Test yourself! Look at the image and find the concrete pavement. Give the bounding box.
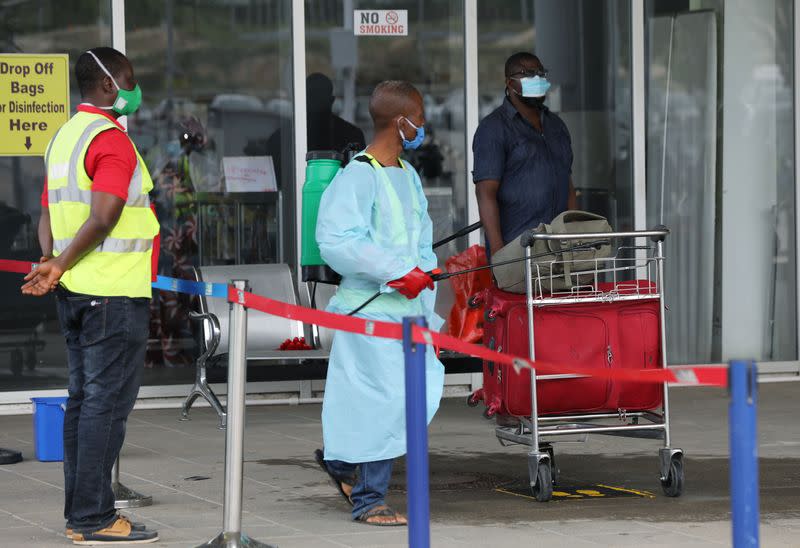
[1,383,798,547]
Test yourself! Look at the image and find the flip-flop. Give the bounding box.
[0,448,22,465]
[314,449,354,507]
[356,505,407,527]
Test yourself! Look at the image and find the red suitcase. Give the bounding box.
[473,283,663,418]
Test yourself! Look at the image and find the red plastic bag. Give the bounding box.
[446,245,492,343]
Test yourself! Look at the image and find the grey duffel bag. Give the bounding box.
[492,210,613,294]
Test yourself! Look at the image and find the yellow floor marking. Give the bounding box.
[494,487,537,501]
[552,491,582,498]
[595,483,656,499]
[496,483,654,501]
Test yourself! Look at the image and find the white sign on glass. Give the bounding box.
[222,156,277,193]
[353,10,408,36]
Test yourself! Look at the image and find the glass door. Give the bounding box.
[646,0,796,364]
[304,0,468,263]
[477,0,634,233]
[0,1,111,392]
[125,0,294,377]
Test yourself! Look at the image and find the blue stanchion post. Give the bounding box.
[402,316,430,548]
[729,360,760,548]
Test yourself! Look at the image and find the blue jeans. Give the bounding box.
[325,458,394,519]
[56,287,150,533]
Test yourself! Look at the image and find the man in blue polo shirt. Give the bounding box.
[473,52,576,257]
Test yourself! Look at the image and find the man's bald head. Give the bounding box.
[369,80,423,131]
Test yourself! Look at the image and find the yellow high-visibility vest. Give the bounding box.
[44,111,159,298]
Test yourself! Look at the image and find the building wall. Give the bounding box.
[0,0,796,399]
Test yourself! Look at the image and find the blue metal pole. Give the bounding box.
[403,316,430,548]
[729,360,760,548]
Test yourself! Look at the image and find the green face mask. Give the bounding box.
[110,84,142,116]
[86,50,142,116]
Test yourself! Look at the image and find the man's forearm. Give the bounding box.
[568,178,577,210]
[476,192,504,255]
[38,210,53,258]
[54,217,115,271]
[52,192,126,271]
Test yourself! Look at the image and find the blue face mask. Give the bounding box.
[518,75,551,98]
[399,117,425,150]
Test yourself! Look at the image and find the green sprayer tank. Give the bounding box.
[301,150,343,284]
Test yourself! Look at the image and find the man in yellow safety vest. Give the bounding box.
[22,47,160,545]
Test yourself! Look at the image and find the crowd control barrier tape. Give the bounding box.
[152,275,229,299]
[0,259,39,274]
[3,258,727,388]
[4,257,760,547]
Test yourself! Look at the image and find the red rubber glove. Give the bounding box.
[388,267,435,300]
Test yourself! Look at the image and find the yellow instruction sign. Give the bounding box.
[0,53,70,156]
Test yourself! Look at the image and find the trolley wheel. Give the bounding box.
[660,455,684,497]
[10,350,23,377]
[531,461,553,502]
[542,444,559,486]
[466,393,480,407]
[482,407,496,420]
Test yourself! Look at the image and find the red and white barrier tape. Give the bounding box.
[0,259,38,274]
[4,258,727,387]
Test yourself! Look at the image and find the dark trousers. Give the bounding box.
[56,287,150,532]
[325,458,394,519]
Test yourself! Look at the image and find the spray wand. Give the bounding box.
[347,239,609,316]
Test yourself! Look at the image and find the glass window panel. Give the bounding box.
[0,1,111,392]
[646,0,796,363]
[125,0,293,381]
[477,0,634,234]
[304,0,467,263]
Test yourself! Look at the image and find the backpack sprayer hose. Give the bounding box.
[346,239,609,316]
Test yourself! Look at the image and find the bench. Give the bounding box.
[181,264,329,428]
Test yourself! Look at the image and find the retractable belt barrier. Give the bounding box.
[0,259,39,274]
[3,258,727,388]
[5,258,760,548]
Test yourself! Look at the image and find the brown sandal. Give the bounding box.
[356,505,408,527]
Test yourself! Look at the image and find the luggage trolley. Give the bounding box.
[468,227,684,502]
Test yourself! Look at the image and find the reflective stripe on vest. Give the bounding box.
[53,237,154,255]
[361,152,421,247]
[44,111,158,298]
[46,119,150,210]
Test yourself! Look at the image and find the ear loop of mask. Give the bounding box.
[398,117,418,140]
[86,50,120,111]
[505,76,518,98]
[507,76,523,98]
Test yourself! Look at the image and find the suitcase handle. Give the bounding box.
[520,226,670,247]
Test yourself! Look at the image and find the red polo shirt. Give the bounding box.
[42,104,160,281]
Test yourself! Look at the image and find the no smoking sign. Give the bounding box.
[354,9,408,36]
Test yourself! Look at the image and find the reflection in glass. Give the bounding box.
[305,0,467,264]
[647,6,719,365]
[125,1,293,377]
[0,1,111,391]
[306,72,366,153]
[646,0,796,363]
[477,1,633,233]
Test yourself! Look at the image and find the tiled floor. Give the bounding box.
[1,384,799,547]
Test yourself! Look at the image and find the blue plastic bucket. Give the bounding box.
[31,396,68,462]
